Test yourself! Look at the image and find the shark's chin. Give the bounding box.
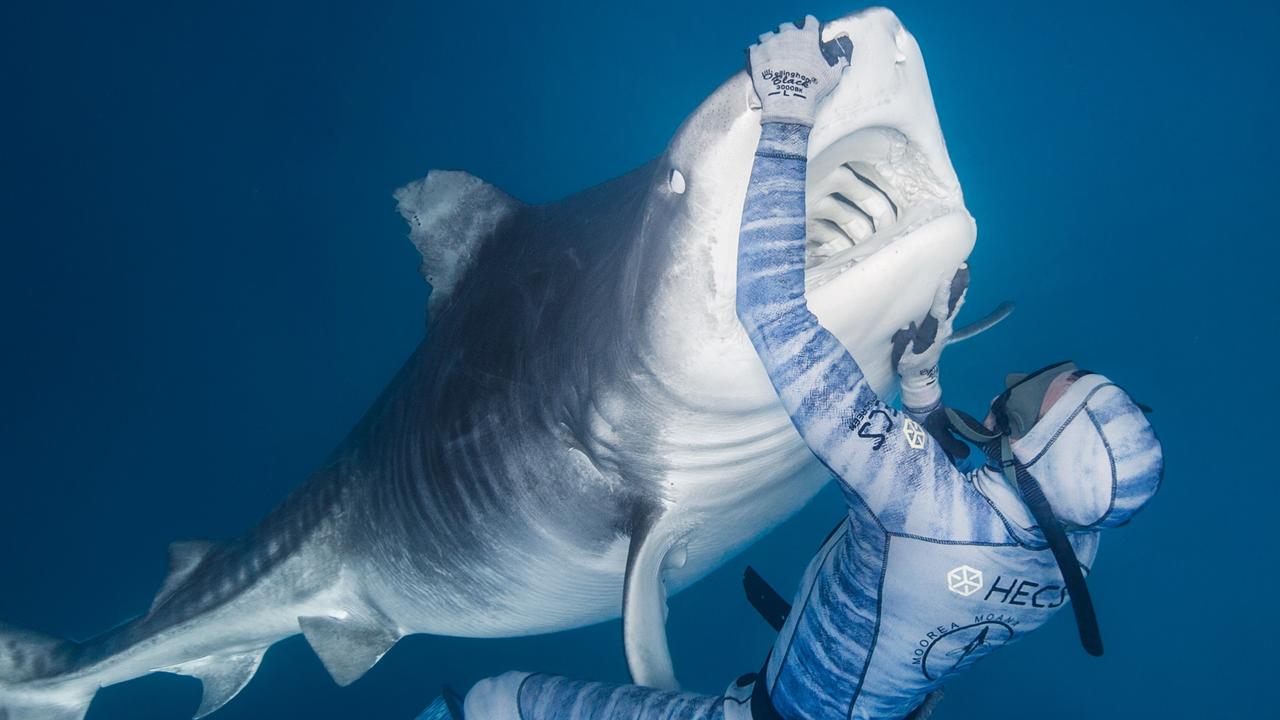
[802,125,966,288]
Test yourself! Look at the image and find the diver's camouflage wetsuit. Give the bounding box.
[451,113,1163,720]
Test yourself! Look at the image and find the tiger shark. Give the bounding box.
[0,7,982,719]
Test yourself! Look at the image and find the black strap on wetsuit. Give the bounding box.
[749,662,784,720]
[1002,436,1103,656]
[743,566,791,632]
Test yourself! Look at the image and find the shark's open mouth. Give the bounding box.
[803,127,959,288]
[805,162,898,263]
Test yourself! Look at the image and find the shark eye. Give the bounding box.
[668,169,686,195]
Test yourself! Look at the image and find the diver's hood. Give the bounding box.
[1008,372,1163,529]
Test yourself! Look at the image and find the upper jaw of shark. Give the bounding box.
[798,8,971,289]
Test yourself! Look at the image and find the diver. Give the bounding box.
[418,16,1162,720]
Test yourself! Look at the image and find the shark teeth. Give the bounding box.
[806,163,900,269]
[804,206,961,288]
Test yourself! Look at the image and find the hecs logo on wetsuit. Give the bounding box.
[946,566,983,596]
[982,576,1068,609]
[946,566,1067,608]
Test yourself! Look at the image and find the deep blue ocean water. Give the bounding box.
[2,1,1275,718]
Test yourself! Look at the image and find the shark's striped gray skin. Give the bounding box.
[0,8,978,719]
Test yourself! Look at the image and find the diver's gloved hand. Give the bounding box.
[748,16,850,127]
[893,265,969,414]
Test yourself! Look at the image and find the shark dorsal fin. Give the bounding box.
[150,540,217,613]
[162,649,267,718]
[298,608,402,687]
[394,170,521,320]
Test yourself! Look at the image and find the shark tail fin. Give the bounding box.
[394,170,523,320]
[0,623,92,720]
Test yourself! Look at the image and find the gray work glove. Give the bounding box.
[893,265,970,414]
[747,16,850,127]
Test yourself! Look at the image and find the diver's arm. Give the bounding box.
[896,269,972,458]
[893,266,967,417]
[736,21,903,485]
[737,20,977,518]
[734,123,891,471]
[893,269,973,461]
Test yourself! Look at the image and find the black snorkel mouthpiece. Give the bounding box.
[947,361,1105,657]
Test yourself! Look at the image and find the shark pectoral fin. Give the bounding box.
[622,509,685,691]
[149,540,218,613]
[163,649,267,719]
[393,170,523,320]
[298,609,402,687]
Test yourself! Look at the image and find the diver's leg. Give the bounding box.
[459,671,528,719]
[417,686,467,720]
[450,670,729,720]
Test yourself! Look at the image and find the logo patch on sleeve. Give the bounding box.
[903,418,927,449]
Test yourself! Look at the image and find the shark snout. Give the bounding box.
[821,8,959,172]
[799,7,970,285]
[820,6,907,51]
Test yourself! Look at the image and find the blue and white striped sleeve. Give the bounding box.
[734,123,904,505]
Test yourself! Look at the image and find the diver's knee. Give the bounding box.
[464,671,533,720]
